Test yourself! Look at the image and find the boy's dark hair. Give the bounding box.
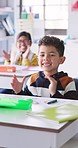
[16,31,32,43]
[38,35,65,56]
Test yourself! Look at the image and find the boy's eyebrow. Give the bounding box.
[49,51,56,53]
[39,51,56,53]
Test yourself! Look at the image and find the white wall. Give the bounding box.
[68,0,78,39]
[59,39,78,78]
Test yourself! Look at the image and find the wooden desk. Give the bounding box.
[0,94,78,148]
[0,65,40,89]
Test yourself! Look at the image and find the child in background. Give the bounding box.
[1,35,78,99]
[2,31,38,66]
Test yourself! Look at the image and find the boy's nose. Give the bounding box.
[21,41,26,44]
[44,54,49,60]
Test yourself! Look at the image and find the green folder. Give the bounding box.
[0,97,33,110]
[40,104,78,123]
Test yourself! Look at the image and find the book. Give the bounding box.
[5,15,15,35]
[0,97,33,110]
[40,104,78,123]
[2,18,12,35]
[0,65,16,72]
[2,16,15,35]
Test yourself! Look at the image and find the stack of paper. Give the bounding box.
[40,104,78,123]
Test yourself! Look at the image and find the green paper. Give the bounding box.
[0,98,33,110]
[15,99,33,110]
[41,104,78,123]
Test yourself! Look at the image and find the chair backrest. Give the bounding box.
[74,78,78,91]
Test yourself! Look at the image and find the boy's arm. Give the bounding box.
[51,90,78,100]
[47,75,78,99]
[51,80,78,100]
[17,85,33,96]
[4,60,11,65]
[50,91,63,98]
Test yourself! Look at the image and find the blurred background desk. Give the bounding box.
[0,65,40,89]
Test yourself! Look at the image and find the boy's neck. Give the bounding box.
[44,70,58,77]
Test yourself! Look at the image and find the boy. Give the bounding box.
[2,31,38,66]
[11,35,78,99]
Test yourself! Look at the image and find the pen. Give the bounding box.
[47,99,57,104]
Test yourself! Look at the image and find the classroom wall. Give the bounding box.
[59,39,78,78]
[68,0,78,39]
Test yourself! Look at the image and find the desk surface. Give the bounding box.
[0,65,41,88]
[0,94,78,148]
[0,94,77,133]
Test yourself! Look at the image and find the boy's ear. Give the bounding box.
[60,56,66,64]
[29,40,32,46]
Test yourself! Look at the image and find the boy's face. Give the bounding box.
[16,35,31,53]
[38,45,65,75]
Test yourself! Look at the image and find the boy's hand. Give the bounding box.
[13,51,22,64]
[2,50,10,61]
[11,75,26,94]
[45,75,57,96]
[22,45,30,59]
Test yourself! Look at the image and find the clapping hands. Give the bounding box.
[2,50,10,62]
[11,75,26,94]
[45,75,57,96]
[22,45,30,59]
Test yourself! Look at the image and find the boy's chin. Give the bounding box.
[41,66,50,71]
[22,51,25,54]
[21,50,26,53]
[21,48,26,53]
[42,66,53,71]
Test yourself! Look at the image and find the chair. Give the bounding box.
[74,78,78,91]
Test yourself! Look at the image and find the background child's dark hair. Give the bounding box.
[38,35,65,56]
[16,31,32,43]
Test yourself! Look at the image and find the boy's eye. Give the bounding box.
[49,53,55,56]
[39,53,56,57]
[17,39,29,44]
[40,54,44,57]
